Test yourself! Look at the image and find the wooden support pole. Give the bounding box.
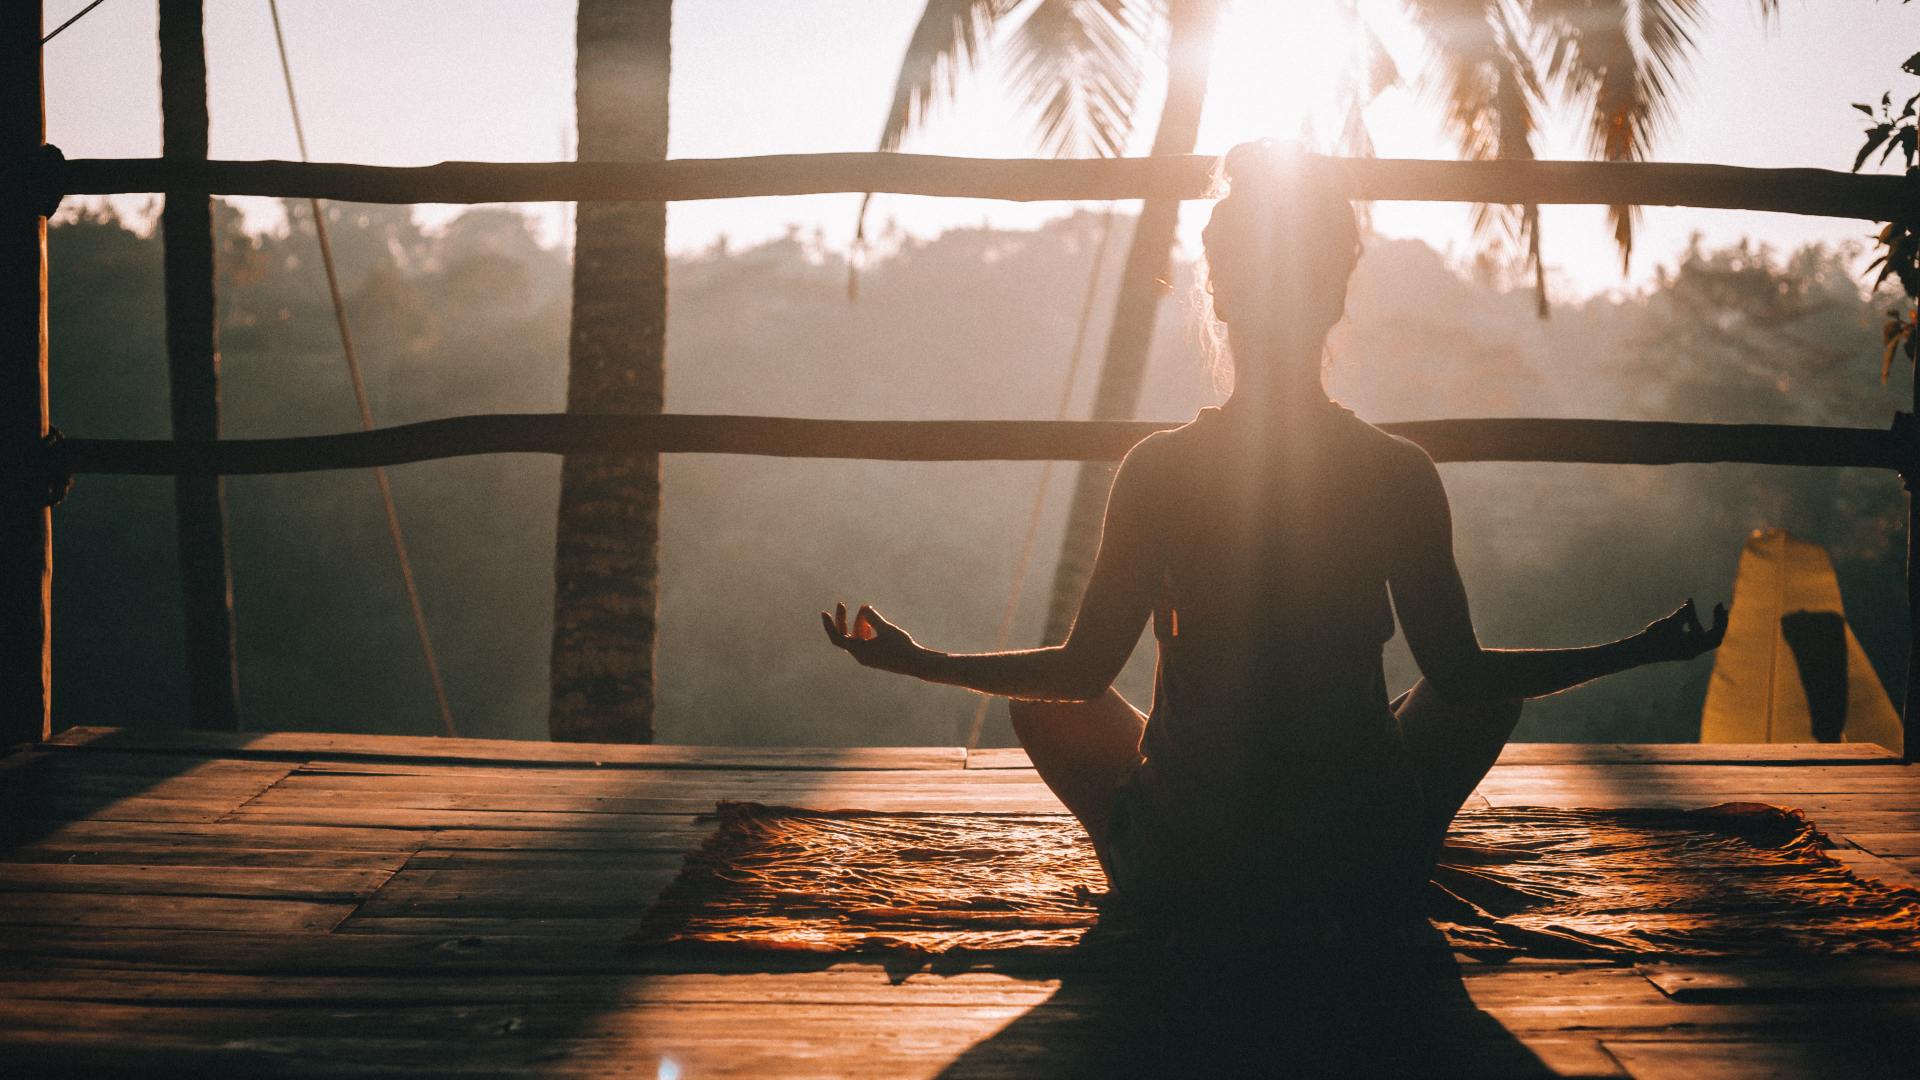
[52,155,1920,222]
[56,415,1905,475]
[0,7,52,746]
[159,0,240,732]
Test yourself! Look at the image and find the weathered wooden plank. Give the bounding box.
[5,796,262,824]
[0,752,299,779]
[222,806,717,832]
[0,863,394,901]
[424,825,710,851]
[3,769,296,802]
[1638,960,1920,1000]
[1481,764,1920,789]
[1,761,295,827]
[47,727,967,771]
[1601,1040,1912,1080]
[1461,966,1676,1009]
[1494,744,1901,766]
[1840,832,1920,857]
[1,818,431,852]
[965,748,1032,770]
[0,969,1063,1008]
[1779,812,1920,834]
[350,855,681,920]
[1475,789,1920,812]
[0,845,412,869]
[328,917,645,939]
[1517,1039,1628,1078]
[1479,1001,1920,1036]
[1823,849,1920,890]
[270,766,1052,795]
[0,893,355,932]
[973,743,1903,771]
[0,927,665,974]
[230,786,1071,820]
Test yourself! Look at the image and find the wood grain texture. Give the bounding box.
[7,737,1920,1079]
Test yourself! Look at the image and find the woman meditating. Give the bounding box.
[823,140,1726,932]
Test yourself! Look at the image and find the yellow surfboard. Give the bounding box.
[1700,528,1903,754]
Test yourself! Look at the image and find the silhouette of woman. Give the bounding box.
[824,140,1727,932]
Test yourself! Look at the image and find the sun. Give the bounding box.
[1201,0,1369,154]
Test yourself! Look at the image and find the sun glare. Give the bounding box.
[1201,0,1365,154]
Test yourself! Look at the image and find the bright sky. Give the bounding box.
[41,0,1920,298]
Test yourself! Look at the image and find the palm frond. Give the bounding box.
[879,0,1021,152]
[1002,0,1150,158]
[1405,0,1547,309]
[1404,0,1540,163]
[1529,0,1707,272]
[1334,12,1402,160]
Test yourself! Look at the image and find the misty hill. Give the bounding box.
[46,203,1911,746]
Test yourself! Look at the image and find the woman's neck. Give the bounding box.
[1221,329,1330,414]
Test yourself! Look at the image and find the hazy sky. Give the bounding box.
[42,0,1920,297]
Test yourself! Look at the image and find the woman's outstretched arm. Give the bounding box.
[822,441,1166,701]
[1388,447,1727,704]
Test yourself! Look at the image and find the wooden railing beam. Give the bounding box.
[53,415,1902,475]
[50,155,1918,221]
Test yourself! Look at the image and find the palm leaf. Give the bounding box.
[1335,13,1402,160]
[1404,0,1547,308]
[1530,0,1708,273]
[879,0,1021,152]
[1002,0,1150,158]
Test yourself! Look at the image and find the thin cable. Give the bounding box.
[270,0,457,738]
[43,0,111,44]
[965,206,1117,751]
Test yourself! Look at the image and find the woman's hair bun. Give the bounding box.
[1216,139,1342,205]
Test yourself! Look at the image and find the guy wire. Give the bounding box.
[269,0,457,738]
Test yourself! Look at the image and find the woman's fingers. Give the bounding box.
[835,602,849,637]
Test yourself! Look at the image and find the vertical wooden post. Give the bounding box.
[0,7,53,746]
[549,0,669,744]
[160,0,241,731]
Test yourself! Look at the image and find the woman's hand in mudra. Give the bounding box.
[822,602,926,676]
[1637,598,1730,663]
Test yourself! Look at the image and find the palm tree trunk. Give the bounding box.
[551,0,671,743]
[160,0,242,730]
[1042,0,1221,645]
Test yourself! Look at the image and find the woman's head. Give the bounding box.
[1200,141,1361,358]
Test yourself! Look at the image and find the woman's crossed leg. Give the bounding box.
[1007,689,1146,866]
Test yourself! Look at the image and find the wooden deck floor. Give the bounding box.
[2,726,1919,1078]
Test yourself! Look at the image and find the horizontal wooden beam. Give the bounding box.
[58,414,1900,475]
[55,154,1918,220]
